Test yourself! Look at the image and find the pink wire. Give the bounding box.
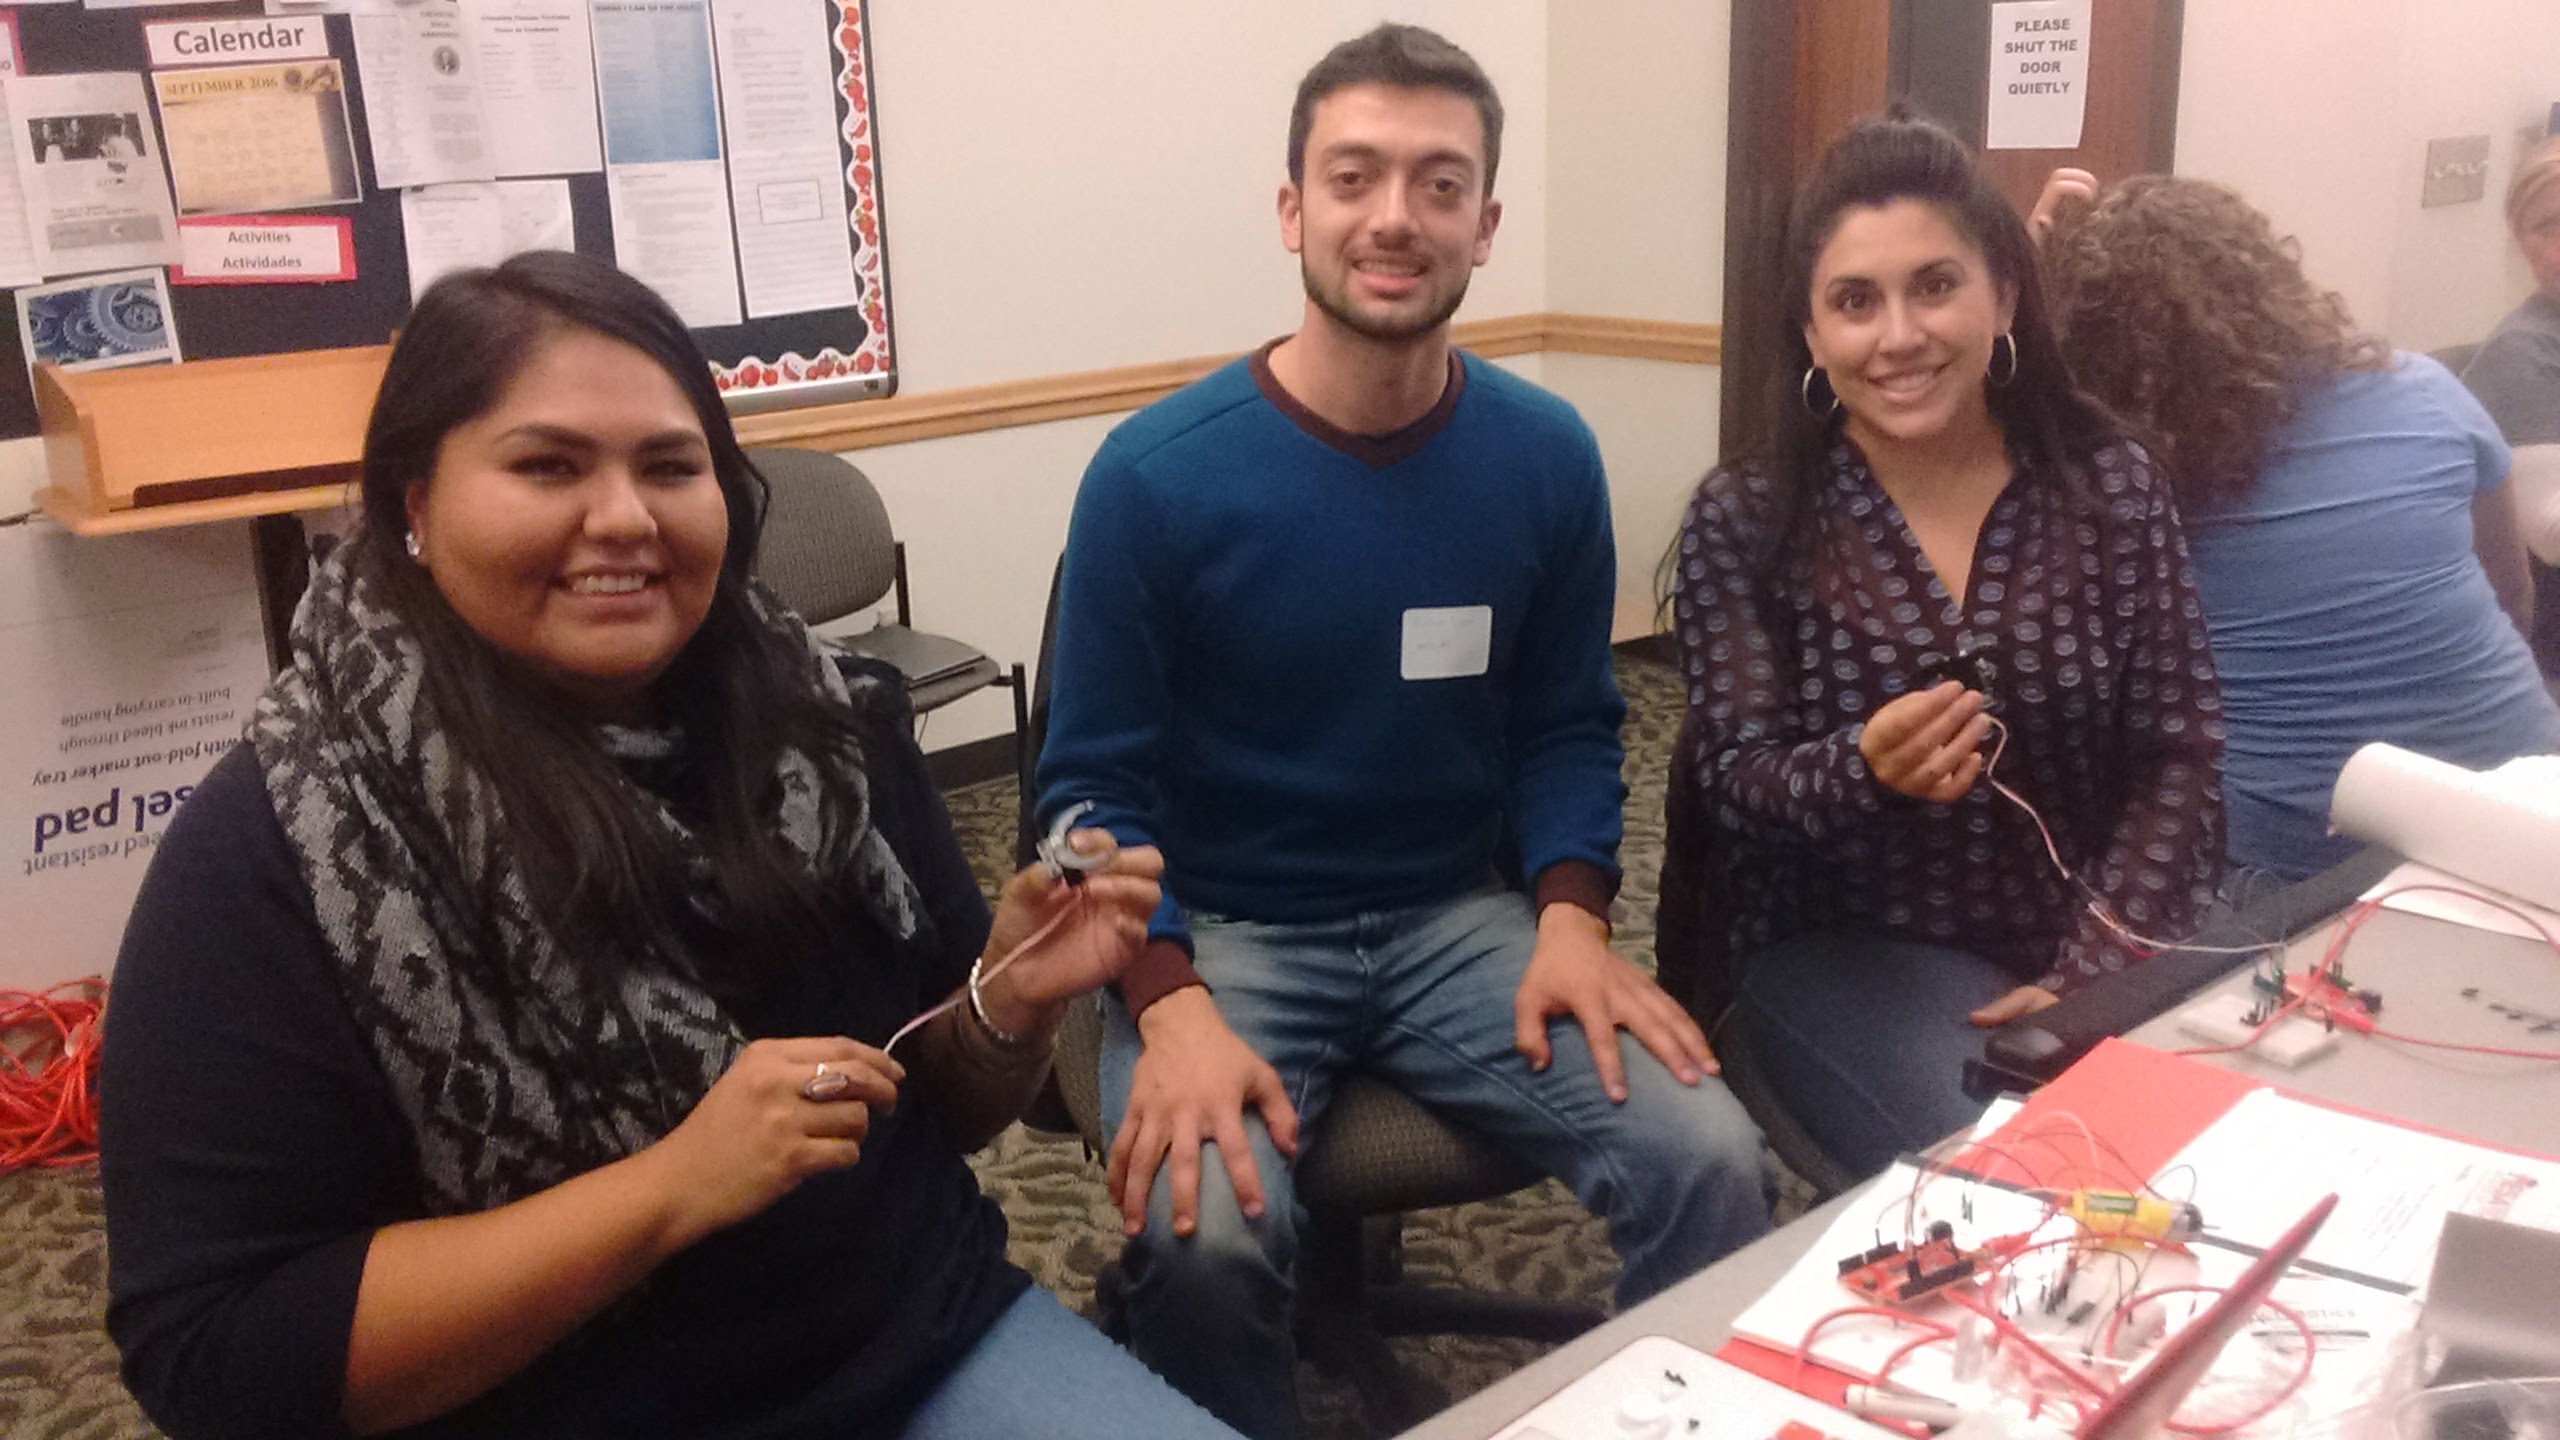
[1978,717,2279,959]
[882,898,1080,1055]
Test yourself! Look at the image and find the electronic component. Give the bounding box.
[1036,801,1111,884]
[2283,971,2381,1031]
[2063,1190,2203,1245]
[1916,635,1999,696]
[2175,990,2340,1066]
[1836,1221,1980,1305]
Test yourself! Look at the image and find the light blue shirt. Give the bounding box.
[2188,354,2560,879]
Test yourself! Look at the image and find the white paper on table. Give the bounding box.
[2114,1247,2420,1439]
[1985,0,2091,150]
[399,181,501,301]
[2358,861,2560,943]
[2331,744,2560,915]
[2162,1090,2560,1291]
[3,72,182,277]
[1491,1336,1906,1440]
[495,177,572,253]
[460,0,601,178]
[350,0,493,190]
[592,0,724,168]
[709,0,857,319]
[604,162,740,328]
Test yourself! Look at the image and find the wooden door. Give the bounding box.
[1903,0,2187,216]
[1719,0,2184,459]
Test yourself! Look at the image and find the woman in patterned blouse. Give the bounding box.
[1667,113,2225,1179]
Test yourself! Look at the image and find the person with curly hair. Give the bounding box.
[2043,174,2559,884]
[2462,134,2560,677]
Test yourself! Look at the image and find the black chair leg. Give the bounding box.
[1006,661,1038,864]
[1294,1210,1444,1434]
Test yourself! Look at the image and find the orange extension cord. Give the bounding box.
[0,980,107,1172]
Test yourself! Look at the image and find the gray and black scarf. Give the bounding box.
[251,548,923,1216]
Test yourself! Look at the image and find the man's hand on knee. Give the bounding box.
[1105,987,1300,1239]
[1513,904,1719,1103]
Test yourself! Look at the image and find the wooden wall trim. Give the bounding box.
[1542,314,1722,365]
[734,313,1717,454]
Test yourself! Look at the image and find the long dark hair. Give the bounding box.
[355,250,876,1006]
[1746,110,2119,565]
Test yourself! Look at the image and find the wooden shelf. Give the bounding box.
[36,345,387,531]
[36,480,354,536]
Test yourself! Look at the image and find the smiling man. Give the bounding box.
[1036,25,1770,1439]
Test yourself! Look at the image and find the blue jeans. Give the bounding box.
[903,1287,1241,1438]
[1098,885,1771,1440]
[1734,929,2018,1181]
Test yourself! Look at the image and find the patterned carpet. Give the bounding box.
[0,654,1810,1440]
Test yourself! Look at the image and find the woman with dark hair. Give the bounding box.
[2043,174,2559,884]
[1667,115,2224,1178]
[98,251,1240,1440]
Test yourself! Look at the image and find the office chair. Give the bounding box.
[748,447,1031,799]
[1016,556,1606,1434]
[1654,712,1859,1200]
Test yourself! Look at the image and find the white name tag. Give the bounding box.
[1400,605,1492,681]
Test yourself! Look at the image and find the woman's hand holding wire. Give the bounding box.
[974,833,1163,1038]
[1862,682,1990,803]
[644,1036,902,1248]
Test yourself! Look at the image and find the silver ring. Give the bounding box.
[801,1061,851,1102]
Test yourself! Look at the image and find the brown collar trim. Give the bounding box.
[1248,338,1466,469]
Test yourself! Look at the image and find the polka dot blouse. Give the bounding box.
[1671,439,2226,990]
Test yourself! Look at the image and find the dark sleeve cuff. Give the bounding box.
[1114,938,1206,1017]
[1532,860,1618,926]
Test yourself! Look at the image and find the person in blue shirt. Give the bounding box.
[1036,24,1769,1440]
[2043,174,2560,882]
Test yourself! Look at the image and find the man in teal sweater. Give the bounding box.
[1036,26,1769,1439]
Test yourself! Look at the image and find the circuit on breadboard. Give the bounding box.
[1835,1220,1979,1305]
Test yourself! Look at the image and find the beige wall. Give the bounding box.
[2177,0,2560,355]
[1545,0,1730,643]
[868,1,1552,392]
[2,2,1735,759]
[1546,0,1727,325]
[852,0,1731,750]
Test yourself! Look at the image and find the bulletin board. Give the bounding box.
[0,0,895,443]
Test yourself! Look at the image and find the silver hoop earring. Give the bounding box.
[404,530,424,561]
[1800,364,1843,421]
[1988,332,2019,388]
